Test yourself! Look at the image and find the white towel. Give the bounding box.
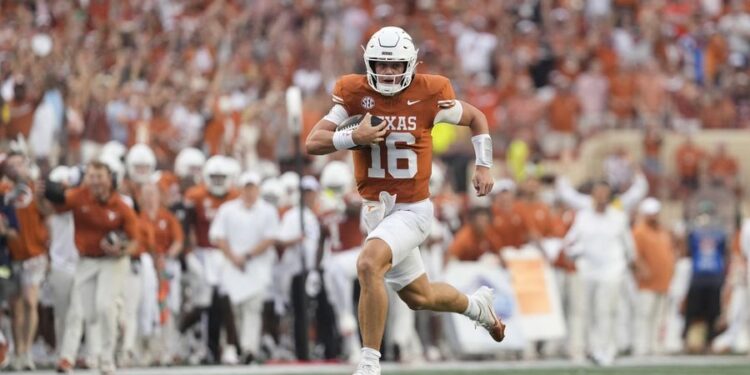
[138,253,160,336]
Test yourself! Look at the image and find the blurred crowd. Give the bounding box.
[0,0,750,373]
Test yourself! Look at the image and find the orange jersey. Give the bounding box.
[135,218,156,257]
[517,200,556,238]
[491,203,530,249]
[59,187,141,258]
[141,208,184,255]
[332,74,458,203]
[319,195,364,253]
[184,185,238,248]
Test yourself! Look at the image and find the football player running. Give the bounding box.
[306,26,505,375]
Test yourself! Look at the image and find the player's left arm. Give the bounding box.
[444,100,494,196]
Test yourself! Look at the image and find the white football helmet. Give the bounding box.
[224,157,241,186]
[320,161,353,196]
[257,159,281,180]
[100,141,127,162]
[260,177,284,207]
[202,155,233,196]
[49,165,72,185]
[279,171,300,207]
[429,162,445,196]
[125,144,157,184]
[363,26,419,96]
[174,148,206,182]
[99,153,125,187]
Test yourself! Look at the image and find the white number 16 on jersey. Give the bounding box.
[368,133,417,179]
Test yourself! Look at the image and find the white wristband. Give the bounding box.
[333,130,357,150]
[471,134,493,168]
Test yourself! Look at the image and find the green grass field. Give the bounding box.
[9,358,750,375]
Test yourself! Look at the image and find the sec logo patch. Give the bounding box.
[361,96,375,110]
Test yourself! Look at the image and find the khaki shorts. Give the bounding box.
[12,254,48,288]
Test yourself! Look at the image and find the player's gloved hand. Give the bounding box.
[352,112,387,145]
[472,166,494,196]
[305,269,322,297]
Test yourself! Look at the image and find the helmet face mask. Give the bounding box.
[363,26,419,96]
[203,156,233,196]
[126,144,156,184]
[175,148,206,184]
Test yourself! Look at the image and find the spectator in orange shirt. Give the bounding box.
[542,75,580,158]
[609,64,637,128]
[447,207,501,262]
[517,176,556,240]
[707,143,739,190]
[674,136,705,192]
[632,198,675,356]
[490,179,529,250]
[3,152,49,370]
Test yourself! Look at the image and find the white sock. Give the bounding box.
[360,347,381,366]
[462,294,480,321]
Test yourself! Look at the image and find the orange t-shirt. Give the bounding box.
[517,200,556,238]
[141,208,184,255]
[155,170,181,205]
[331,74,458,203]
[59,187,141,257]
[675,144,705,178]
[449,224,502,261]
[708,154,738,179]
[632,222,675,293]
[550,209,575,238]
[491,203,529,249]
[184,184,238,248]
[6,187,48,261]
[609,71,636,118]
[548,93,580,133]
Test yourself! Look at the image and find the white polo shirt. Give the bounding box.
[565,207,636,282]
[209,198,279,303]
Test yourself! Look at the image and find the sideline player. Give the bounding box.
[306,26,505,375]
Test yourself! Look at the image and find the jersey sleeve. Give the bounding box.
[331,78,346,106]
[433,78,463,124]
[324,79,352,125]
[57,187,85,212]
[436,78,457,109]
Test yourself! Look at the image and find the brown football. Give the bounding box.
[335,115,384,150]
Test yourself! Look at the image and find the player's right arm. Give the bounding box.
[306,78,386,155]
[305,118,340,155]
[306,112,386,155]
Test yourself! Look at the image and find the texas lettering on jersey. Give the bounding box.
[331,74,458,203]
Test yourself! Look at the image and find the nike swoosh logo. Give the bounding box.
[407,100,421,106]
